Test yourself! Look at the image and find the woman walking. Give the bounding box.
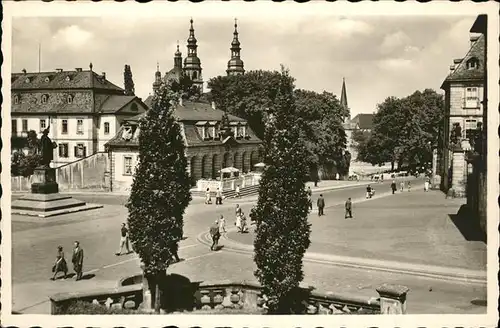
[205,188,212,204]
[218,214,226,234]
[51,246,68,280]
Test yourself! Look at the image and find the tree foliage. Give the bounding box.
[126,82,192,310]
[250,67,311,314]
[11,130,42,177]
[361,89,444,170]
[208,71,348,177]
[124,64,135,96]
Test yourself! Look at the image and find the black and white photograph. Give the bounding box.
[1,1,498,327]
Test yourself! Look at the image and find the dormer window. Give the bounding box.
[131,103,138,111]
[13,95,19,104]
[41,94,48,104]
[24,77,31,83]
[466,57,479,70]
[44,77,50,83]
[65,76,71,82]
[67,94,73,104]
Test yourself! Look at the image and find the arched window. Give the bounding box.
[192,71,198,79]
[44,77,50,83]
[67,95,73,104]
[14,95,19,104]
[41,94,48,104]
[65,76,71,82]
[104,122,110,135]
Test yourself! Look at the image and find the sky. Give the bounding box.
[11,14,478,117]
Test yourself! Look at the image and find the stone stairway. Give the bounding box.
[191,184,260,199]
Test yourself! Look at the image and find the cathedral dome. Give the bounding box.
[227,58,244,67]
[184,56,201,65]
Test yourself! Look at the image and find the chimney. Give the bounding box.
[211,101,216,110]
[101,72,106,79]
[55,68,63,73]
[21,68,26,74]
[75,68,82,72]
[449,65,455,72]
[470,35,480,47]
[453,58,462,65]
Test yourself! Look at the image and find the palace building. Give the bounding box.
[11,64,148,166]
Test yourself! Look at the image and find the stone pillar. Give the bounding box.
[376,284,409,314]
[451,151,466,197]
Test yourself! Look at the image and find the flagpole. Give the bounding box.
[38,42,41,72]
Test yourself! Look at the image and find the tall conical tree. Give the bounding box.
[126,82,191,313]
[124,64,135,96]
[250,67,311,314]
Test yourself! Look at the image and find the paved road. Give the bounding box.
[11,179,487,314]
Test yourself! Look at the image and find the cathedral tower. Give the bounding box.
[153,62,162,93]
[340,77,350,123]
[183,18,203,91]
[174,41,182,70]
[226,18,245,76]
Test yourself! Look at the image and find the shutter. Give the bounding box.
[74,146,78,157]
[59,145,62,157]
[83,147,87,158]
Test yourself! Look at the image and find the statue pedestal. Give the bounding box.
[31,167,59,194]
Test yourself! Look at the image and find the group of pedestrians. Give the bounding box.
[205,185,242,205]
[390,180,412,194]
[51,241,84,281]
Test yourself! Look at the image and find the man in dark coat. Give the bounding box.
[169,238,181,263]
[72,241,84,281]
[391,180,397,194]
[210,221,221,251]
[345,197,353,219]
[317,194,325,216]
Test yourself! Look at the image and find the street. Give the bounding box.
[11,179,487,314]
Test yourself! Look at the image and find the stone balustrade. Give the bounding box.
[51,275,409,315]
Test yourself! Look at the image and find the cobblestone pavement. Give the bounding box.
[10,179,487,314]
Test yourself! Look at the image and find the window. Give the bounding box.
[61,119,68,134]
[25,77,30,83]
[22,119,28,132]
[12,120,17,135]
[205,126,212,139]
[41,94,48,104]
[465,87,479,108]
[39,119,46,132]
[466,58,479,70]
[123,156,133,175]
[104,122,110,135]
[131,103,138,111]
[44,77,50,83]
[231,126,237,136]
[65,76,71,82]
[67,95,73,104]
[74,143,86,158]
[76,119,84,135]
[465,119,478,139]
[14,95,19,104]
[58,143,69,158]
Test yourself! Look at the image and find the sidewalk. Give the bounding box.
[209,187,486,283]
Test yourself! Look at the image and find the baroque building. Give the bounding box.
[226,19,245,76]
[11,64,148,166]
[105,99,262,192]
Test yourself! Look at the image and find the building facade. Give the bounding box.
[106,99,262,192]
[439,32,485,196]
[11,65,148,166]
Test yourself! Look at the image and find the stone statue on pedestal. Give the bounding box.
[39,126,57,167]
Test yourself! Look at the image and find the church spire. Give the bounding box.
[184,18,203,91]
[153,62,162,93]
[227,18,245,76]
[174,40,182,69]
[340,77,350,122]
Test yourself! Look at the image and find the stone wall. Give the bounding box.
[11,152,110,192]
[451,151,466,197]
[50,274,410,315]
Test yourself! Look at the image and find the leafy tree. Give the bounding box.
[124,64,135,96]
[126,82,192,313]
[11,130,42,176]
[250,67,311,314]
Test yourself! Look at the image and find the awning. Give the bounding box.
[254,162,266,168]
[195,121,207,126]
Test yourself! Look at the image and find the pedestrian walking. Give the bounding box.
[306,186,313,210]
[115,223,131,256]
[345,198,353,219]
[51,245,68,280]
[391,180,397,194]
[317,194,325,216]
[366,185,372,199]
[400,181,404,192]
[168,238,181,263]
[218,214,226,233]
[240,212,249,233]
[424,179,430,192]
[205,187,212,204]
[235,184,241,198]
[407,181,412,192]
[216,188,223,205]
[210,220,221,251]
[72,241,84,281]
